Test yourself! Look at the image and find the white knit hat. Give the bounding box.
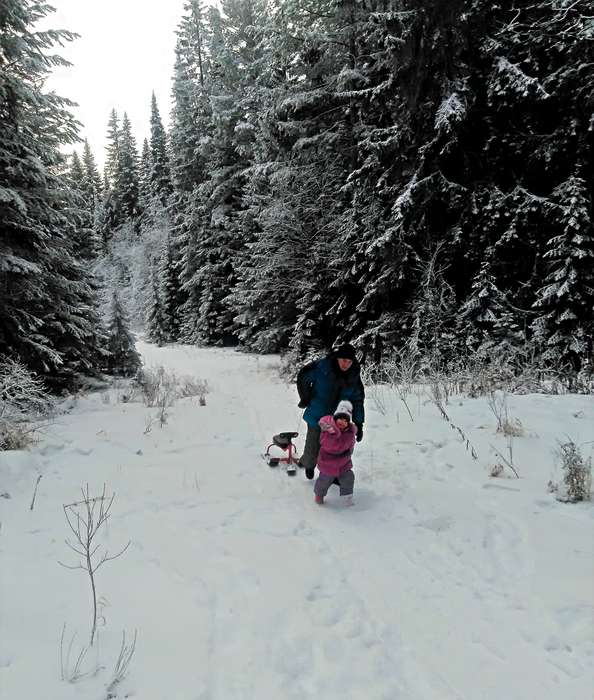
[334,400,353,422]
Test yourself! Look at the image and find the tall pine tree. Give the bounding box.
[0,0,105,386]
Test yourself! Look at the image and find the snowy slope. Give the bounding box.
[1,341,593,700]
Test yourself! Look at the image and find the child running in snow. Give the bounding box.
[314,400,357,506]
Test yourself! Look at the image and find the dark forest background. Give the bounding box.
[1,0,593,390]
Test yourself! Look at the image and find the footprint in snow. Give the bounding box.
[416,515,453,533]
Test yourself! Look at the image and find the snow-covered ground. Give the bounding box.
[1,341,593,700]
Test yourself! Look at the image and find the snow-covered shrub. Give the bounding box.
[489,463,505,478]
[136,366,173,408]
[136,366,208,426]
[552,440,592,503]
[0,423,37,451]
[115,379,140,404]
[360,356,420,421]
[360,363,390,416]
[487,391,524,437]
[177,376,210,405]
[0,359,51,450]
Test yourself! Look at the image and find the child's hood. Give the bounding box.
[319,415,357,434]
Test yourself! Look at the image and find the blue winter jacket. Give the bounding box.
[297,356,365,428]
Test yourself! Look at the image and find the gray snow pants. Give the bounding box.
[300,424,321,469]
[314,470,355,497]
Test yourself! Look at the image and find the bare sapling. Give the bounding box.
[367,356,417,421]
[387,355,417,422]
[59,484,130,646]
[360,363,389,416]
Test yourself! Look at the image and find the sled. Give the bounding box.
[263,431,299,476]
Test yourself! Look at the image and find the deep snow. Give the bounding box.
[1,341,593,700]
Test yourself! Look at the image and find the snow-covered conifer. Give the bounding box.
[104,108,121,188]
[116,113,141,226]
[149,93,172,206]
[146,269,168,347]
[532,177,594,370]
[106,291,141,376]
[81,139,103,209]
[0,0,105,386]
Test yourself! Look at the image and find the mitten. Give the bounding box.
[355,423,363,442]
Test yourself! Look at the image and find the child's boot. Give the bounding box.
[314,494,324,505]
[340,494,354,507]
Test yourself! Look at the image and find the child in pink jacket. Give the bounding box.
[314,400,357,506]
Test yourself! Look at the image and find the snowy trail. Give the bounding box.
[1,342,593,700]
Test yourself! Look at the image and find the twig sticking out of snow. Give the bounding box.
[29,474,42,511]
[427,379,479,460]
[59,623,102,683]
[489,440,520,479]
[106,629,137,699]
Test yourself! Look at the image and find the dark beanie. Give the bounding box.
[334,343,357,360]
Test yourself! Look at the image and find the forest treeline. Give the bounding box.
[1,0,593,389]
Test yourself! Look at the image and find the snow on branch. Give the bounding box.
[489,57,550,100]
[434,92,466,133]
[335,66,369,91]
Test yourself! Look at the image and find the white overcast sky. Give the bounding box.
[41,0,189,168]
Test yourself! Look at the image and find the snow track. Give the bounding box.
[1,341,592,699]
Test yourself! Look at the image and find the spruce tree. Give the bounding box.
[157,234,180,342]
[107,291,141,376]
[532,176,594,371]
[0,0,105,386]
[69,152,99,261]
[81,139,103,210]
[138,137,153,228]
[104,108,121,187]
[170,2,214,337]
[70,151,85,187]
[149,92,172,206]
[170,1,213,194]
[116,112,141,226]
[69,147,102,260]
[458,261,525,358]
[146,269,168,346]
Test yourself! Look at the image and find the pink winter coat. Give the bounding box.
[317,415,357,477]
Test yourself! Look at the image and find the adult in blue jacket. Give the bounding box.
[296,343,365,479]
